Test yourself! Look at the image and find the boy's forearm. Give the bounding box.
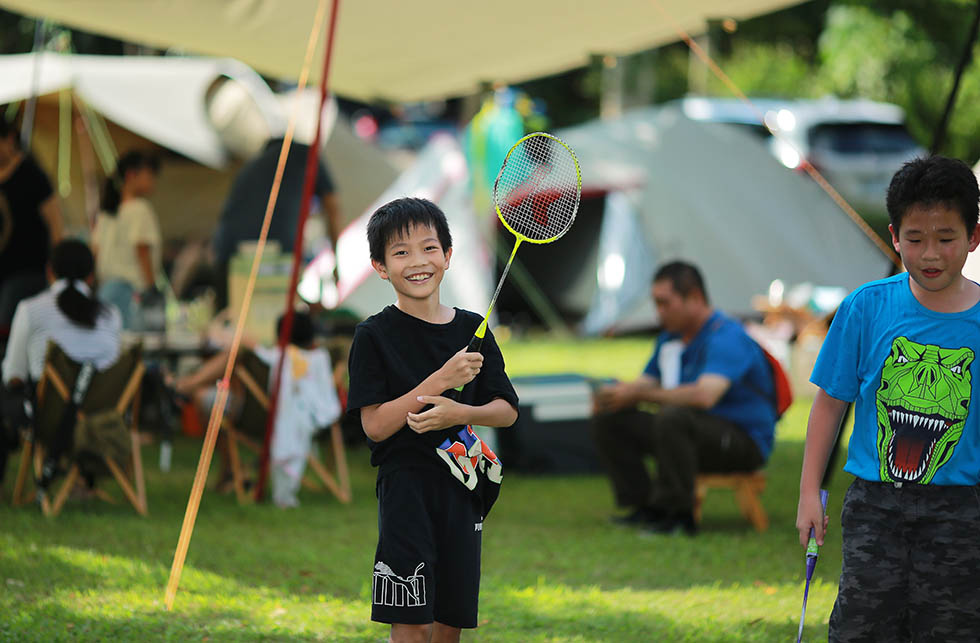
[360,372,454,441]
[456,398,518,429]
[800,388,849,493]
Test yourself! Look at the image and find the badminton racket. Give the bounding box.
[456,132,581,389]
[797,489,829,643]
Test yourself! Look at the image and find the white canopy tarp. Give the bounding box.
[0,0,803,102]
[2,52,282,168]
[554,106,895,334]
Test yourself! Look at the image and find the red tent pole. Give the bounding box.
[255,0,342,501]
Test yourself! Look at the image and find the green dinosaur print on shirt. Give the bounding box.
[876,337,973,483]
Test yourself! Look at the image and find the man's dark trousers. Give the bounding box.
[592,405,764,514]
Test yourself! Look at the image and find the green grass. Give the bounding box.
[0,337,849,642]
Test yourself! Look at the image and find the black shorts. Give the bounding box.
[372,466,483,628]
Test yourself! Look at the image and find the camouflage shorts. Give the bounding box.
[830,478,980,642]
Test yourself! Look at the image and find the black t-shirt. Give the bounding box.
[0,154,54,274]
[346,305,519,481]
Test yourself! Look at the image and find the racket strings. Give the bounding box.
[494,134,580,242]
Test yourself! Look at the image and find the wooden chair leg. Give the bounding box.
[12,439,33,506]
[130,430,147,514]
[92,487,118,504]
[49,465,80,517]
[300,474,320,491]
[306,454,344,503]
[224,427,249,505]
[734,480,769,533]
[693,480,708,524]
[304,424,352,504]
[104,456,147,516]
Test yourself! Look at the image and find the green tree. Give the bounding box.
[817,2,980,161]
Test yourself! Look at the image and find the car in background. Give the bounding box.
[678,96,926,234]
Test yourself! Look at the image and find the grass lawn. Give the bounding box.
[0,336,851,642]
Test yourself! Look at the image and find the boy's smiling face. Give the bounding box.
[890,203,980,298]
[371,223,452,305]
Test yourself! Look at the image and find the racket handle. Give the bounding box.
[452,335,485,393]
[806,490,830,555]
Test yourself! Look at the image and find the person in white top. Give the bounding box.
[1,240,122,485]
[175,310,340,507]
[91,151,163,330]
[2,239,122,387]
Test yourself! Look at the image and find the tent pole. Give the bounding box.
[255,0,342,501]
[930,0,980,154]
[21,20,46,147]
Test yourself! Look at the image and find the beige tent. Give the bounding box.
[0,0,804,102]
[7,55,396,243]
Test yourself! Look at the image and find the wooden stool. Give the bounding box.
[694,472,768,532]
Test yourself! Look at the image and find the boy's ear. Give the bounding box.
[371,258,389,280]
[969,224,980,253]
[444,247,452,269]
[889,223,901,254]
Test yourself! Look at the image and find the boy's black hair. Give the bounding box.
[276,310,315,348]
[886,156,979,233]
[653,260,709,304]
[366,197,452,264]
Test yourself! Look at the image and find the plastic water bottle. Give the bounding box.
[159,440,173,472]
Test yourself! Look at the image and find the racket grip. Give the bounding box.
[452,335,485,393]
[806,490,830,553]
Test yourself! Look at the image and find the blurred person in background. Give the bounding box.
[211,137,341,311]
[174,310,340,506]
[0,118,64,346]
[91,150,164,330]
[0,239,121,486]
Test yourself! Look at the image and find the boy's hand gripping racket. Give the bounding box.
[453,132,581,392]
[797,489,829,643]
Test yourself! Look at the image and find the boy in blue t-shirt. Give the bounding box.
[797,156,980,641]
[346,197,518,643]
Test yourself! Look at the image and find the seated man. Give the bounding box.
[591,261,776,535]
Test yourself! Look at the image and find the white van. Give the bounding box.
[679,96,926,232]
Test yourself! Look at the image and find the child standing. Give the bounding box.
[347,197,518,643]
[797,156,980,641]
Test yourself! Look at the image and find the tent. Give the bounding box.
[0,0,807,102]
[2,52,281,168]
[1,53,396,242]
[302,133,492,320]
[540,105,895,334]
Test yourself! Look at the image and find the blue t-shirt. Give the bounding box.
[643,310,777,459]
[811,273,980,485]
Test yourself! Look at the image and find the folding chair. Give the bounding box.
[221,348,351,505]
[11,342,147,516]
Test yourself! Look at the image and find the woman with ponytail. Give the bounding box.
[2,239,121,389]
[91,150,163,330]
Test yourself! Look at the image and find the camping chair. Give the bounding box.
[11,342,147,516]
[221,348,351,505]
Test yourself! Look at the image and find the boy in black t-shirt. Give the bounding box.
[347,197,518,642]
